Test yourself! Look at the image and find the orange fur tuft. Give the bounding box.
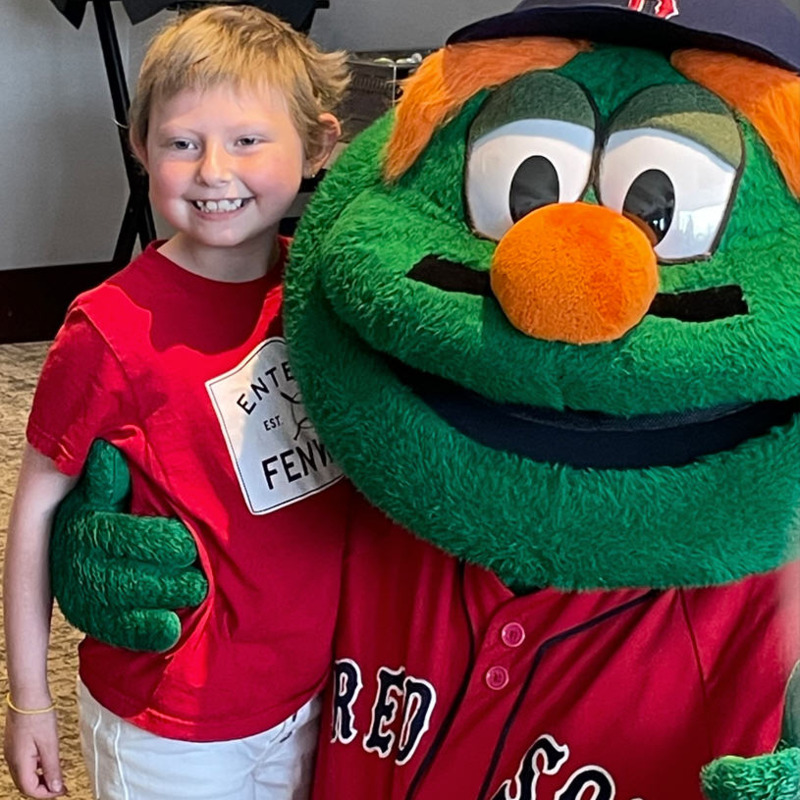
[672,50,800,198]
[383,38,588,181]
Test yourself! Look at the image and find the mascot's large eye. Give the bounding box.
[597,129,739,261]
[466,119,594,241]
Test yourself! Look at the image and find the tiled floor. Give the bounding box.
[0,341,92,799]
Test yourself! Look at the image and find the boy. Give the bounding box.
[3,6,349,799]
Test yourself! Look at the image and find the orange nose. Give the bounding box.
[490,203,659,345]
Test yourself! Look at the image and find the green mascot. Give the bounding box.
[52,1,800,798]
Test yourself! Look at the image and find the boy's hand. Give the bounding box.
[51,440,208,652]
[4,708,65,798]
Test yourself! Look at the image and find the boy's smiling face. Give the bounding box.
[285,45,800,591]
[137,83,307,277]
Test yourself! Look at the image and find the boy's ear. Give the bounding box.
[130,134,149,171]
[305,113,342,177]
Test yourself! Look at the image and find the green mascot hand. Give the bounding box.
[50,440,209,652]
[702,663,800,800]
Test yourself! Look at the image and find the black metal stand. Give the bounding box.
[93,0,157,263]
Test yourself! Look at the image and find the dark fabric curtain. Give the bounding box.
[49,1,322,32]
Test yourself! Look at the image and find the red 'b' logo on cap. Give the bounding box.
[628,0,680,19]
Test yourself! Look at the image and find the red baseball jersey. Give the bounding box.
[313,499,799,800]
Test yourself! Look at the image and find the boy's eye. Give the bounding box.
[237,136,261,146]
[170,139,195,151]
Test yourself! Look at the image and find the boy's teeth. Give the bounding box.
[195,198,245,212]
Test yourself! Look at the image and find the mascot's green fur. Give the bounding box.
[51,1,800,797]
[285,43,800,592]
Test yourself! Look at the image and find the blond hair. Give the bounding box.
[129,4,349,158]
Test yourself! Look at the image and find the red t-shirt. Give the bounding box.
[314,500,800,800]
[28,241,352,742]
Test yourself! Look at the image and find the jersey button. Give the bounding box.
[485,666,509,691]
[501,622,525,647]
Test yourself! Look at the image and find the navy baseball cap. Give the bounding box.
[448,0,800,73]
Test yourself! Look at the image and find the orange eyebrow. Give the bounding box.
[383,37,589,182]
[672,49,800,198]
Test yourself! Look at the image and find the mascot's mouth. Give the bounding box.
[407,255,749,322]
[392,360,800,469]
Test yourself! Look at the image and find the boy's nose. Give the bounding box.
[197,142,231,186]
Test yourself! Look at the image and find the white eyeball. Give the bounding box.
[465,118,595,242]
[597,128,739,261]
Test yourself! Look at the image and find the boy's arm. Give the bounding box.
[25,309,206,652]
[3,444,75,798]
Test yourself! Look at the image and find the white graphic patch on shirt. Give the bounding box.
[206,337,343,514]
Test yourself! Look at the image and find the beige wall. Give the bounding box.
[0,0,508,271]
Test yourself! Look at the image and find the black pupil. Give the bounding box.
[623,169,675,243]
[509,156,560,222]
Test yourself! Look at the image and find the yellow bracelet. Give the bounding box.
[5,692,55,715]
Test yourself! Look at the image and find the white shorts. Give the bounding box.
[78,680,321,800]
